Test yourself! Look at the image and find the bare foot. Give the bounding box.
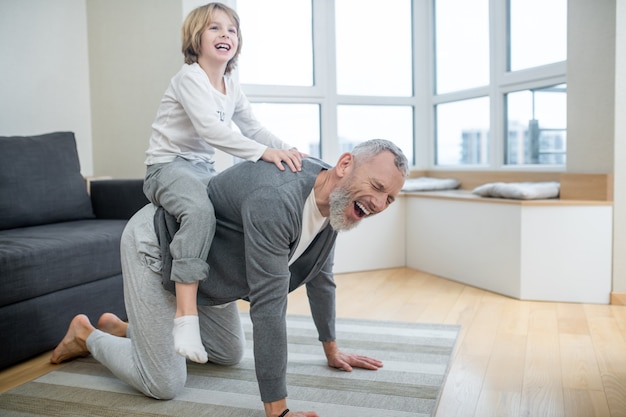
[97,312,128,338]
[50,314,94,364]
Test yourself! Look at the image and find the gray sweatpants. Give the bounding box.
[143,157,216,284]
[86,204,246,399]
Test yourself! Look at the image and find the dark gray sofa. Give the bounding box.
[0,132,148,370]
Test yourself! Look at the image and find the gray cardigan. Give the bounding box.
[155,158,338,402]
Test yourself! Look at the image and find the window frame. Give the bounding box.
[234,0,567,171]
[235,0,419,165]
[430,0,567,170]
[234,0,339,160]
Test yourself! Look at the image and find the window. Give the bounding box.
[435,0,489,94]
[505,84,566,165]
[250,103,321,158]
[237,0,313,86]
[509,0,567,71]
[235,0,567,170]
[436,97,490,165]
[235,0,415,165]
[338,105,414,158]
[335,0,413,97]
[433,0,567,168]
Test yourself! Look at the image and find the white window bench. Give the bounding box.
[403,191,612,304]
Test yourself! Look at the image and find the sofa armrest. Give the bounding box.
[89,179,149,219]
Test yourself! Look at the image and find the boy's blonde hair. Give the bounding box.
[181,2,243,75]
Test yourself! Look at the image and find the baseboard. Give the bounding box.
[610,292,626,305]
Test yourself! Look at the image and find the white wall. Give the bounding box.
[612,1,626,293]
[87,0,182,178]
[0,0,94,175]
[567,0,616,174]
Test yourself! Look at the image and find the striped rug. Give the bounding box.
[0,315,460,417]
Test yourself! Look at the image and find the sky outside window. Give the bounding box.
[250,103,321,158]
[436,97,490,165]
[338,105,414,163]
[335,0,413,97]
[236,0,313,86]
[509,0,567,71]
[435,0,489,94]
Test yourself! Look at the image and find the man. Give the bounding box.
[51,139,409,417]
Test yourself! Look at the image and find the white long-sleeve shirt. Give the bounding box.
[145,63,291,165]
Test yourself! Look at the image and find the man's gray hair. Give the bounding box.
[351,139,410,177]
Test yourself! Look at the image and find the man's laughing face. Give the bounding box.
[328,150,405,232]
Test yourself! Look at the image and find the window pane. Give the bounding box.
[435,0,489,94]
[335,0,413,96]
[249,103,321,158]
[237,0,313,86]
[436,97,490,165]
[506,84,566,165]
[509,0,567,71]
[337,105,413,163]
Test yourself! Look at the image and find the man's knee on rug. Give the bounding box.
[201,316,246,366]
[142,370,187,400]
[207,338,245,366]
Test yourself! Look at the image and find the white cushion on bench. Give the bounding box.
[472,181,560,200]
[402,177,460,191]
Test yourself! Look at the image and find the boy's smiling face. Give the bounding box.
[199,9,239,67]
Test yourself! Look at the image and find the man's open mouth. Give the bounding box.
[216,43,231,50]
[354,201,370,218]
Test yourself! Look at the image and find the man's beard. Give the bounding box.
[328,185,359,232]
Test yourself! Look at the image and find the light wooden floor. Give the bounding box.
[2,267,626,417]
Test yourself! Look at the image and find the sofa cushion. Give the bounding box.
[0,132,95,230]
[0,275,127,370]
[0,219,127,307]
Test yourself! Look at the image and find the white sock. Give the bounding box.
[173,315,208,363]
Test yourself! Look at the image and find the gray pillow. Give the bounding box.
[0,132,95,230]
[472,181,560,200]
[402,177,461,191]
